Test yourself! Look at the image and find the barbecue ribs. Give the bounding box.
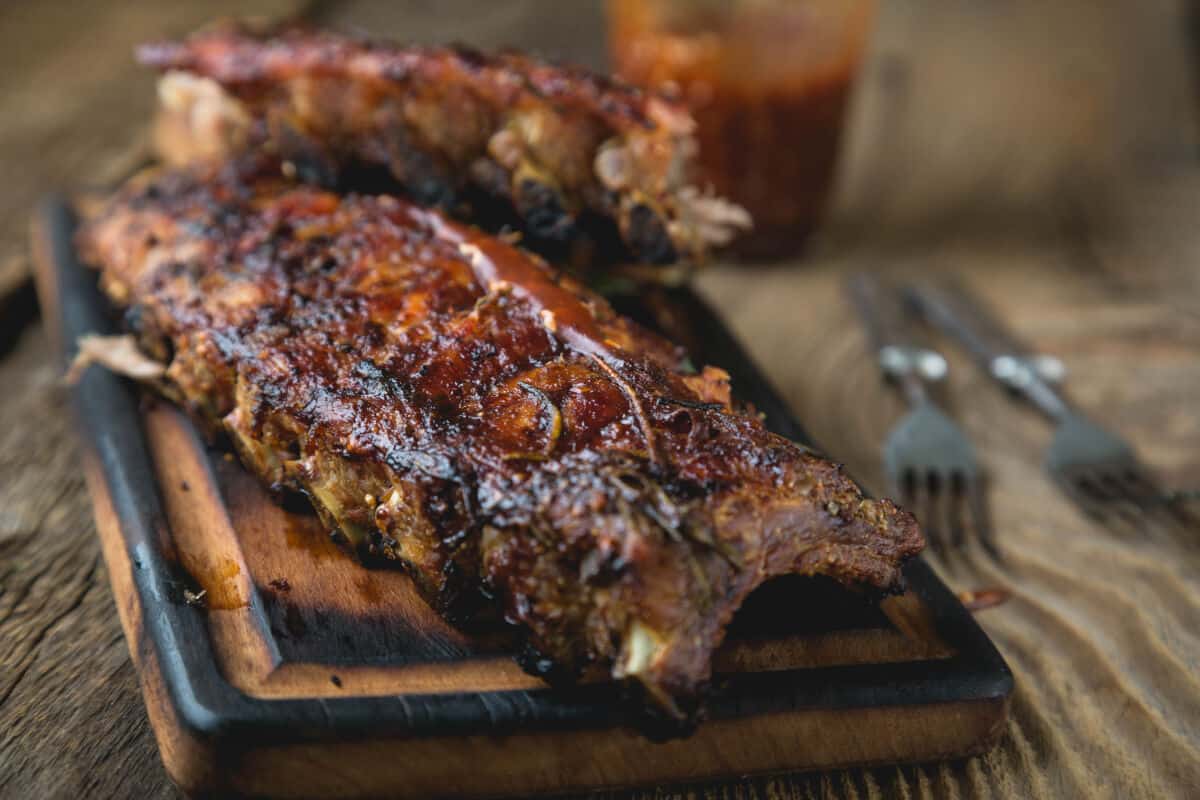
[137,24,750,265]
[78,157,921,720]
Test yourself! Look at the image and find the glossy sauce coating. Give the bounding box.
[78,157,922,720]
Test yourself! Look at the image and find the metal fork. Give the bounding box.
[846,274,993,554]
[906,279,1189,533]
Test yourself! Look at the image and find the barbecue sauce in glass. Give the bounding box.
[609,0,875,259]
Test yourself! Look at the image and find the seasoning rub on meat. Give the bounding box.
[77,157,921,721]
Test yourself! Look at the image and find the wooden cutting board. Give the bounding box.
[32,197,1012,799]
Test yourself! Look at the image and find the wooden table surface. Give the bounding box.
[2,1,1198,798]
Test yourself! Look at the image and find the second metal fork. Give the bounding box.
[847,274,994,555]
[907,279,1192,538]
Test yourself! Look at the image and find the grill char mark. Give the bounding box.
[77,157,922,722]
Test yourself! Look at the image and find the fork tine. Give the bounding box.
[965,475,1001,562]
[892,467,916,515]
[940,472,980,578]
[1102,464,1166,518]
[1112,465,1159,508]
[1096,468,1155,516]
[1093,470,1172,543]
[1074,468,1161,541]
[925,471,947,554]
[912,472,948,560]
[1123,468,1199,533]
[945,471,968,551]
[1162,494,1199,538]
[1054,467,1107,522]
[894,467,931,550]
[1074,470,1125,518]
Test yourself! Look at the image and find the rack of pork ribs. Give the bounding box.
[76,24,923,724]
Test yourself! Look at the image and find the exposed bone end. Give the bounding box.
[615,619,685,719]
[154,72,251,166]
[594,143,634,192]
[487,127,524,171]
[310,481,368,547]
[224,404,286,489]
[616,620,665,678]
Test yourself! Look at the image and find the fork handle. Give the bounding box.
[846,273,935,407]
[907,280,1073,422]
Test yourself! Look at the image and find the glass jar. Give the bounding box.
[609,0,875,259]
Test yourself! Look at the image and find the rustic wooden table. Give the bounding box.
[2,1,1198,798]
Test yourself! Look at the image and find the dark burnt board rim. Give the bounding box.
[36,195,1013,743]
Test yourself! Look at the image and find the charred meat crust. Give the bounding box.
[139,23,750,265]
[77,157,921,721]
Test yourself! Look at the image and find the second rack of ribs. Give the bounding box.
[138,24,751,265]
[78,158,922,720]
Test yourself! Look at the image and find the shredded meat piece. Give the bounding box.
[137,23,750,266]
[65,334,167,384]
[77,157,921,722]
